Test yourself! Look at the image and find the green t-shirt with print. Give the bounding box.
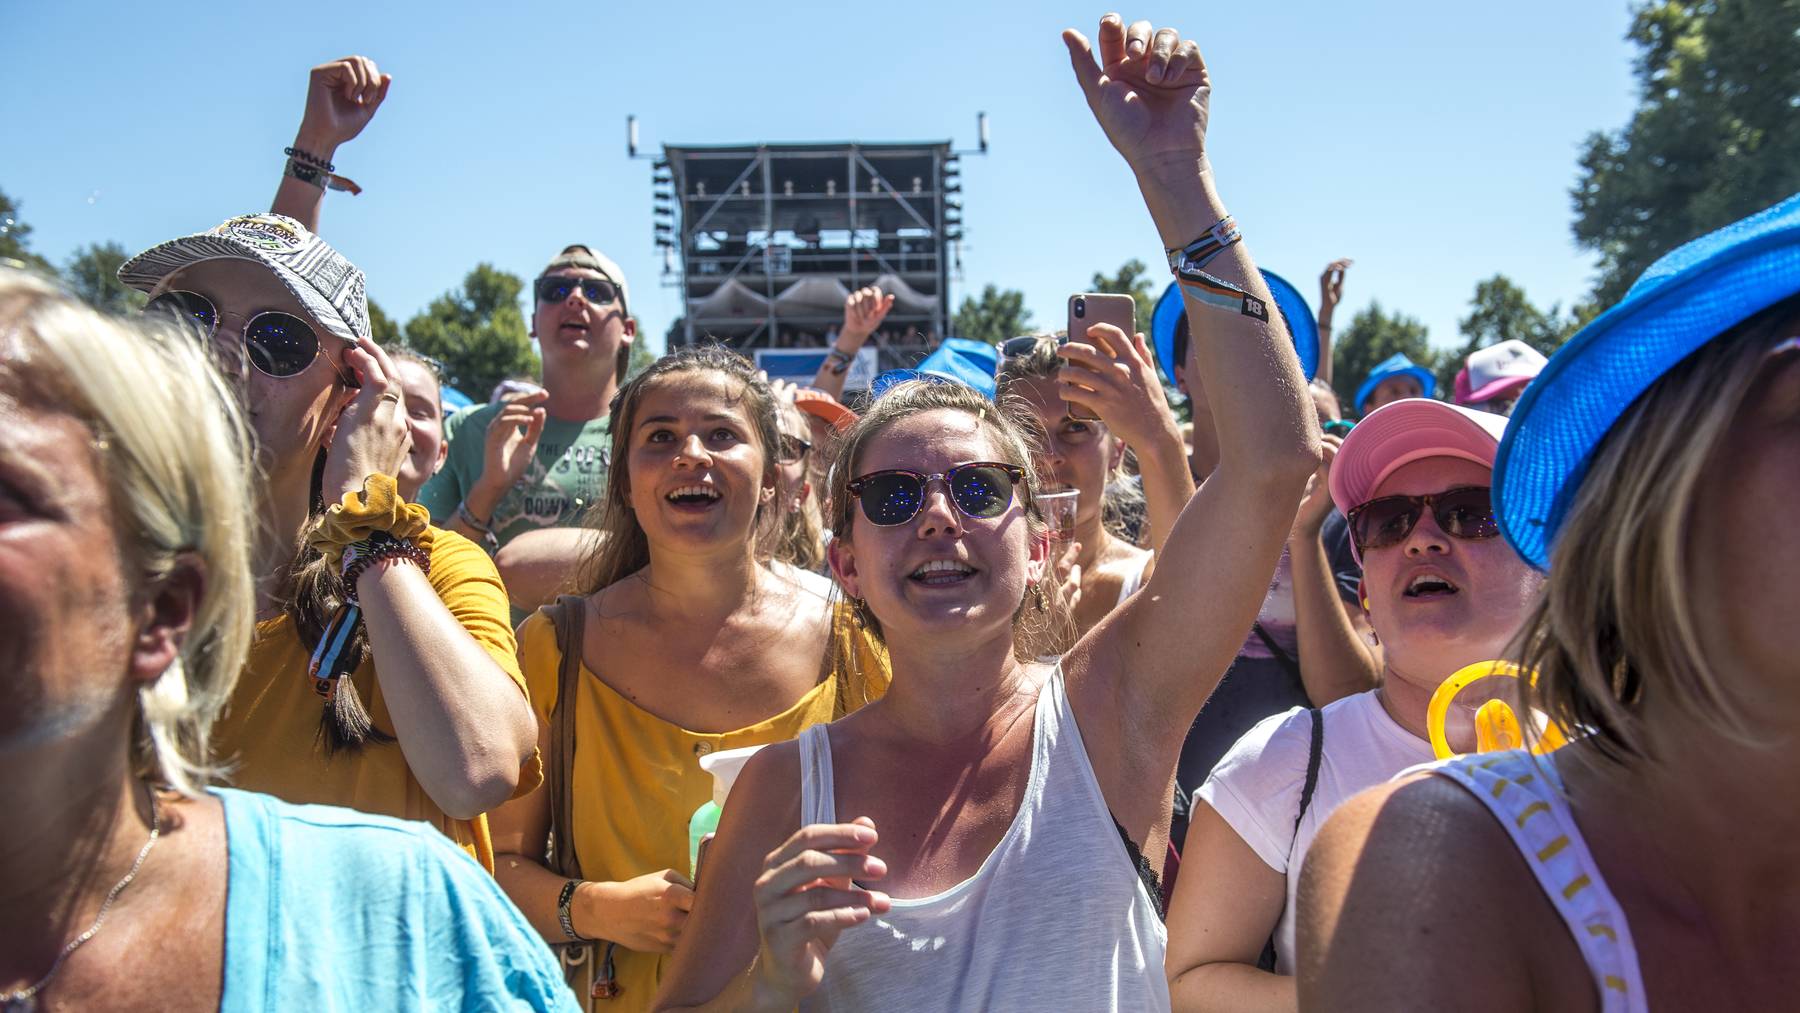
[417,403,612,549]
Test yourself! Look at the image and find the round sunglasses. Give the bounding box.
[145,290,356,385]
[845,461,1028,527]
[1346,485,1500,554]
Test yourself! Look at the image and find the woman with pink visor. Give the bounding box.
[1166,398,1540,1010]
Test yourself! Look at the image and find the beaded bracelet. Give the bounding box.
[284,145,336,173]
[340,532,432,605]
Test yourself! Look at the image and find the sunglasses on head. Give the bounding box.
[845,461,1027,527]
[1346,485,1500,555]
[535,275,621,307]
[145,290,356,385]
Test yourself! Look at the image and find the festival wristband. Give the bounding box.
[826,346,854,376]
[1166,215,1241,275]
[1176,269,1269,321]
[306,473,434,569]
[557,880,587,941]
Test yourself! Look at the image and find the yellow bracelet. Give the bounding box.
[305,474,434,570]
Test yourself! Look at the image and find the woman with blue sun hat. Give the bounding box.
[1351,353,1437,417]
[1298,192,1800,1012]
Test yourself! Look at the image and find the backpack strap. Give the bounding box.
[544,594,588,880]
[1259,705,1325,972]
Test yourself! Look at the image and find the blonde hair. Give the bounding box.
[0,268,255,797]
[1516,296,1799,763]
[825,379,1075,661]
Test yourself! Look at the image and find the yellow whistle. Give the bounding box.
[1427,661,1569,760]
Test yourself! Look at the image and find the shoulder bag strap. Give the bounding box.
[545,594,587,881]
[1259,706,1325,972]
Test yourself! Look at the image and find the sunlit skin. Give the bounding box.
[390,357,448,501]
[626,373,776,552]
[1356,456,1540,738]
[775,405,812,517]
[1011,376,1150,633]
[533,267,636,420]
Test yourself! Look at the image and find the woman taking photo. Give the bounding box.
[653,15,1319,1009]
[1299,194,1800,1011]
[491,345,887,1010]
[0,271,572,1010]
[1166,399,1537,1010]
[119,214,539,867]
[995,329,1193,635]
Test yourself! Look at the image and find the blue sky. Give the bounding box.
[4,1,1638,363]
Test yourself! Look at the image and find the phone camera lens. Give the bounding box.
[1073,297,1086,317]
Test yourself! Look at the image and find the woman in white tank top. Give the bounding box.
[653,16,1322,1010]
[1296,196,1800,1011]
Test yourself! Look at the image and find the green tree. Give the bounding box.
[403,264,539,398]
[952,284,1032,345]
[0,189,56,276]
[367,297,403,346]
[1573,0,1800,307]
[1436,274,1583,390]
[1090,258,1157,335]
[1330,301,1438,410]
[62,241,144,315]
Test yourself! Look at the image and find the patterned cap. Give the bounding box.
[118,213,370,346]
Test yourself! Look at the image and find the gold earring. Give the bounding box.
[1032,583,1047,612]
[852,598,868,629]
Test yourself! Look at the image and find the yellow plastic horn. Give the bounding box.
[1427,661,1569,760]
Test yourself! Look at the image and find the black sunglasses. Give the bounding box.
[1346,485,1500,554]
[535,275,622,308]
[1000,335,1056,359]
[777,433,812,464]
[845,461,1028,527]
[145,290,356,385]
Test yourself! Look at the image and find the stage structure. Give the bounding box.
[636,121,985,378]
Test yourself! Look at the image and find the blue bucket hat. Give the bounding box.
[1353,354,1437,416]
[1494,191,1800,571]
[1150,269,1319,389]
[870,336,999,400]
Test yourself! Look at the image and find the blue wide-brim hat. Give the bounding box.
[871,336,999,400]
[1494,190,1800,570]
[1353,353,1437,416]
[1151,269,1319,389]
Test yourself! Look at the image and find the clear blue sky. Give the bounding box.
[4,1,1638,364]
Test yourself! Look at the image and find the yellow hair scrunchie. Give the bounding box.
[305,473,434,570]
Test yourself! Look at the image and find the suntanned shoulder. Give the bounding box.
[1297,773,1596,1013]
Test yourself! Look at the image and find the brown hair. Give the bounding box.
[771,399,827,571]
[1515,295,1800,763]
[825,379,1075,661]
[577,344,782,594]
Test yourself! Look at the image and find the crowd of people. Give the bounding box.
[4,13,1795,1013]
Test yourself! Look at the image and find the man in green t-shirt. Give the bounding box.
[418,244,636,549]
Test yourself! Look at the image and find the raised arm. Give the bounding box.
[271,56,391,232]
[1287,435,1379,704]
[1315,260,1350,386]
[808,286,892,399]
[1061,16,1320,829]
[328,333,537,819]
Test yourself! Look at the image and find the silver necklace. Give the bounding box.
[2,785,161,1013]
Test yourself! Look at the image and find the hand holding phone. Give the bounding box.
[1065,293,1137,420]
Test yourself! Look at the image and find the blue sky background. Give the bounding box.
[5,1,1638,360]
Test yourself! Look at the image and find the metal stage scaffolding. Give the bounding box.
[651,141,967,371]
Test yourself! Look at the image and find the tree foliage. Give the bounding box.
[952,284,1033,345]
[1573,0,1800,307]
[367,297,403,346]
[1090,258,1157,336]
[1434,274,1585,390]
[1329,301,1439,410]
[62,241,145,315]
[0,188,56,276]
[402,263,539,398]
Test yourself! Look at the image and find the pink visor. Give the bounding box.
[1329,399,1511,524]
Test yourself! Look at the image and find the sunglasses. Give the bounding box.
[146,290,356,385]
[1346,485,1500,555]
[845,461,1027,527]
[777,433,812,464]
[1000,335,1054,359]
[535,275,622,307]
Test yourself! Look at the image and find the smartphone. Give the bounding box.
[1065,293,1138,420]
[692,832,716,886]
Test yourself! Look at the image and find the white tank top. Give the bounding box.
[1429,750,1648,1013]
[796,665,1169,1012]
[1114,555,1151,608]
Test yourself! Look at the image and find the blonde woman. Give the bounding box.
[1299,195,1800,1011]
[0,270,573,1010]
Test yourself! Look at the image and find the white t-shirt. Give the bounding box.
[1196,690,1434,972]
